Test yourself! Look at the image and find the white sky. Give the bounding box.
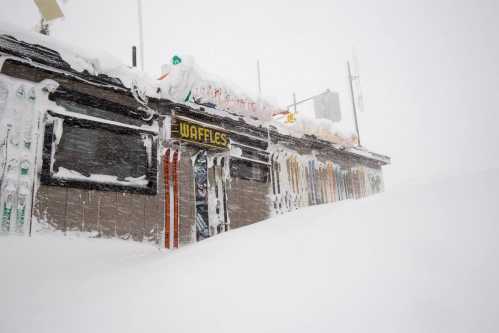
[1,0,498,187]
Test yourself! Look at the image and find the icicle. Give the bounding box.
[131,80,155,121]
[16,85,26,98]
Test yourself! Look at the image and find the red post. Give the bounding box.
[173,150,179,249]
[163,149,170,249]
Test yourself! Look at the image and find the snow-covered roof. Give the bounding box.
[0,22,158,97]
[0,22,390,165]
[347,147,391,165]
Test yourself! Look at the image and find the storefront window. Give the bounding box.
[41,114,157,194]
[230,158,269,183]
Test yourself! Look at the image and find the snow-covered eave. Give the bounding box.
[163,100,269,138]
[183,100,265,127]
[164,99,390,165]
[276,131,390,166]
[0,52,160,122]
[0,26,391,165]
[0,51,390,166]
[0,36,127,91]
[0,26,159,99]
[347,147,391,165]
[0,51,127,93]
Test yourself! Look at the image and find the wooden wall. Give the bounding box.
[34,161,165,244]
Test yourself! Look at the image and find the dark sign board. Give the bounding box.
[172,117,229,149]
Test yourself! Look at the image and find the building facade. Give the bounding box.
[0,33,390,248]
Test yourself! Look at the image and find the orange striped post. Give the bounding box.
[163,150,170,249]
[173,150,179,249]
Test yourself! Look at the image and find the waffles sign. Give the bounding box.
[173,117,229,149]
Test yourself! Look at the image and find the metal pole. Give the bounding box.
[293,92,297,113]
[347,61,361,146]
[137,0,145,72]
[132,46,137,67]
[39,18,49,36]
[285,90,329,110]
[257,60,262,97]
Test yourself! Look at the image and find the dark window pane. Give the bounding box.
[53,123,149,181]
[230,158,269,183]
[55,99,145,127]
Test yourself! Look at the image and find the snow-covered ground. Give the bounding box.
[1,169,499,333]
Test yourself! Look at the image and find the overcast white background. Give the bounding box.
[1,0,498,187]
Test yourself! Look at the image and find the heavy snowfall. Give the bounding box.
[1,168,498,333]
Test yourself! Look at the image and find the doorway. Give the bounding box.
[194,151,209,241]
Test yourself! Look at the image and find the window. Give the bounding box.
[41,114,157,195]
[54,98,145,127]
[230,158,269,183]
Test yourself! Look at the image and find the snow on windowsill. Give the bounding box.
[53,167,148,187]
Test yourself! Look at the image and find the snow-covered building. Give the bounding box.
[0,27,390,248]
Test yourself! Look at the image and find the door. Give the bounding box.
[212,156,229,233]
[194,151,209,241]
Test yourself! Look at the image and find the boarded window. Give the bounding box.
[54,123,150,178]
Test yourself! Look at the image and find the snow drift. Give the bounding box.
[1,170,498,333]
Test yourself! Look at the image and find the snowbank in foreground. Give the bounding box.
[1,169,499,333]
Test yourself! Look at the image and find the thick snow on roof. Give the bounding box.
[0,21,159,97]
[158,55,358,146]
[0,22,379,155]
[1,169,498,332]
[346,145,391,164]
[271,115,358,146]
[158,55,284,122]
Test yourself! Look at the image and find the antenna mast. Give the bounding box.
[137,0,145,72]
[347,61,361,146]
[257,60,262,97]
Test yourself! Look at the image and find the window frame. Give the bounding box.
[41,111,158,195]
[230,157,270,183]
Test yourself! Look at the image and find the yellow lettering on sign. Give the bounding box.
[209,129,214,143]
[220,133,228,146]
[204,128,209,144]
[190,126,197,141]
[180,123,189,138]
[206,128,210,142]
[197,127,201,141]
[208,129,213,144]
[175,119,229,148]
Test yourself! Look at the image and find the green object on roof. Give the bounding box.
[172,55,182,65]
[184,90,192,102]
